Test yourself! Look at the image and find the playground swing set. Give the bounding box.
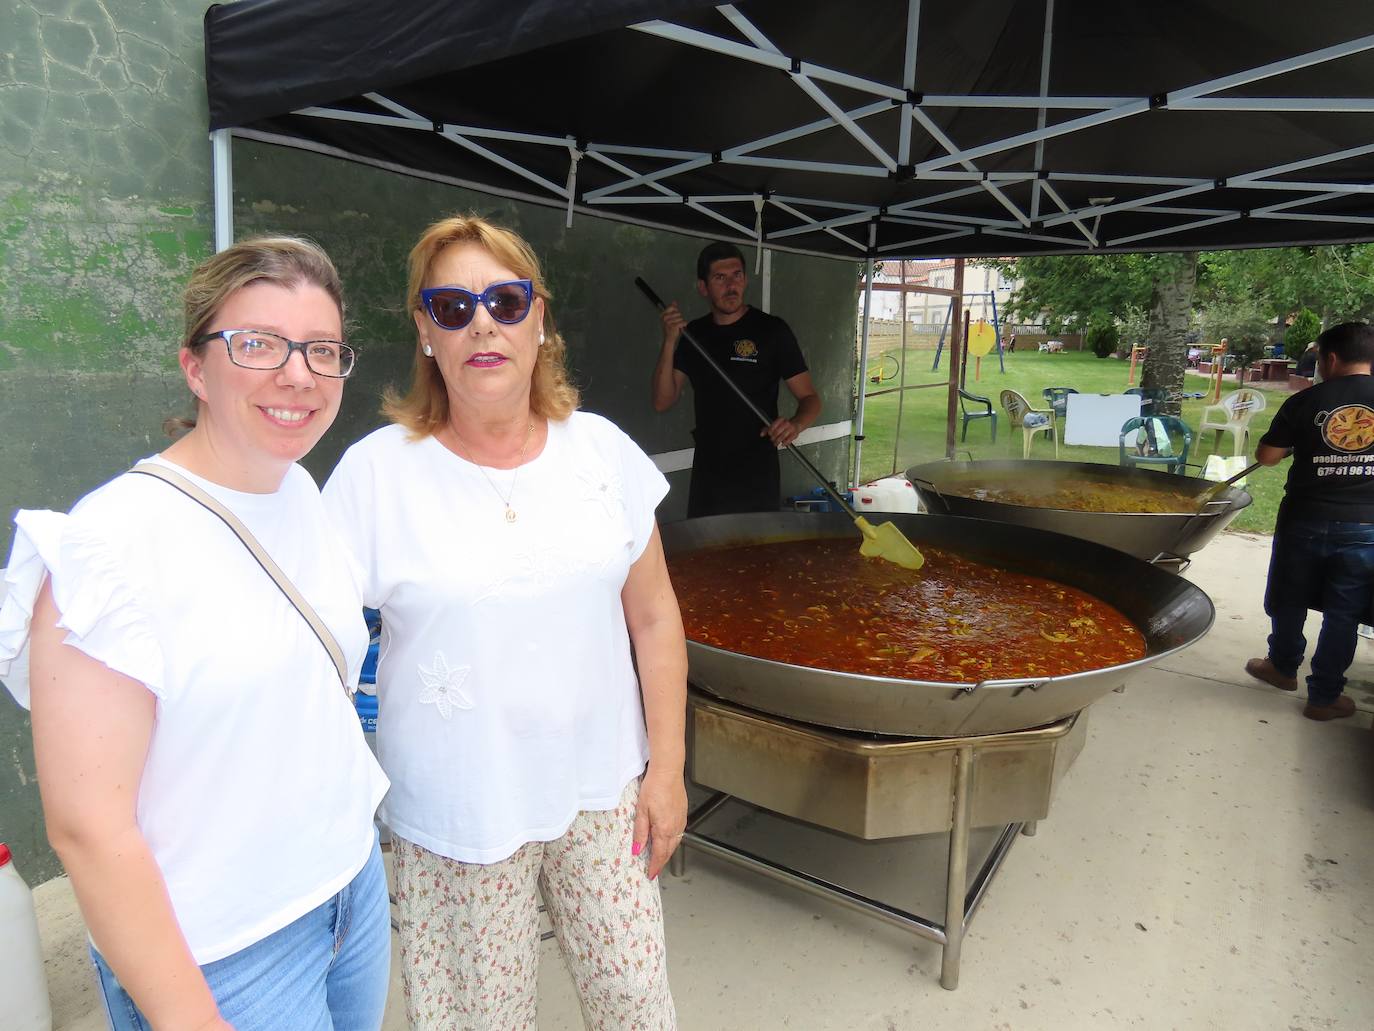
[929,292,1006,380]
[862,292,1005,386]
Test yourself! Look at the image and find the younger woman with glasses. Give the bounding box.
[0,238,391,1030]
[324,214,686,1029]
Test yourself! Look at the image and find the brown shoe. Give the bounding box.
[1245,657,1298,692]
[1303,695,1356,721]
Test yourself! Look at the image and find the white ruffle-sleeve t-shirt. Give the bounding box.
[323,412,670,863]
[0,457,389,964]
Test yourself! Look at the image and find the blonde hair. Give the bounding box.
[383,215,579,436]
[166,236,345,436]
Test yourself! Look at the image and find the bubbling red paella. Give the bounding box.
[667,539,1146,681]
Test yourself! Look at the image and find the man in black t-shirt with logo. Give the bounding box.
[1245,322,1374,721]
[651,242,821,518]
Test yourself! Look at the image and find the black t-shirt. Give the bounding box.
[672,307,808,454]
[1261,374,1374,523]
[1294,349,1318,378]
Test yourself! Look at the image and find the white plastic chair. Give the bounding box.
[1000,389,1058,458]
[1198,388,1266,456]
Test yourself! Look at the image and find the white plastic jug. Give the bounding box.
[853,476,923,514]
[0,843,53,1031]
[1202,454,1251,487]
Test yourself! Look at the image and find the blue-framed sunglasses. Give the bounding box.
[420,279,534,331]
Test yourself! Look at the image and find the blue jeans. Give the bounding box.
[1265,517,1374,706]
[92,837,390,1031]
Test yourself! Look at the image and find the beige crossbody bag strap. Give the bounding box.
[129,462,351,696]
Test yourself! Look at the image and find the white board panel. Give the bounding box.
[1064,393,1142,447]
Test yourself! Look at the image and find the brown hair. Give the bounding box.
[696,240,746,282]
[165,236,345,436]
[383,214,579,437]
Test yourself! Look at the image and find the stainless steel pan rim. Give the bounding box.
[904,459,1251,562]
[687,615,1209,696]
[662,510,1215,737]
[906,458,1252,513]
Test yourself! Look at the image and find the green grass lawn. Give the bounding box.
[857,349,1288,534]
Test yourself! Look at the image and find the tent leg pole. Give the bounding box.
[212,129,234,253]
[944,258,966,460]
[854,254,876,490]
[761,247,773,312]
[892,259,908,477]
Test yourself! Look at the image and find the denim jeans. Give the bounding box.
[1265,517,1374,706]
[91,836,390,1031]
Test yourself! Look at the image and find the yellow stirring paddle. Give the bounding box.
[636,277,924,571]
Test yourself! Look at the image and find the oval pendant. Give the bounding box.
[505,507,517,523]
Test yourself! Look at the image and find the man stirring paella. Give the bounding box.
[1246,322,1374,721]
[651,241,821,517]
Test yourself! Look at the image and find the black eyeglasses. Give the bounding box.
[420,280,533,331]
[195,330,357,378]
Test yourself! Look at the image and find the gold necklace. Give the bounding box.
[451,419,534,524]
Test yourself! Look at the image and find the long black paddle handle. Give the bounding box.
[635,276,859,518]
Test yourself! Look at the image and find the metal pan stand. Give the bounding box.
[670,690,1088,990]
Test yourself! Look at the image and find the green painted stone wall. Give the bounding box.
[0,3,857,884]
[1,0,214,884]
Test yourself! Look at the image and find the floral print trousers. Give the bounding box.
[392,778,677,1030]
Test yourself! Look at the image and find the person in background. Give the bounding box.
[0,238,391,1029]
[651,241,821,517]
[1295,340,1319,379]
[324,214,686,1030]
[1246,322,1374,721]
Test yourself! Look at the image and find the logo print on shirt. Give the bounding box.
[1319,404,1374,453]
[417,651,474,719]
[731,338,759,363]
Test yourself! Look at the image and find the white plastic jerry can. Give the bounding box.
[853,476,924,514]
[0,842,53,1031]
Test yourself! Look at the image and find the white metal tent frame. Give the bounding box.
[208,0,1374,484]
[215,5,1374,255]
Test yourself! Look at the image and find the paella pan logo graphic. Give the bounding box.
[1318,404,1374,453]
[733,339,758,359]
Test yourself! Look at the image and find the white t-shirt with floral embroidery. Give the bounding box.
[0,458,388,964]
[322,413,670,863]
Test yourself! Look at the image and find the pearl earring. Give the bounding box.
[423,343,433,357]
[539,330,546,346]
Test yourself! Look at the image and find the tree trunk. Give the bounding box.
[1141,252,1198,416]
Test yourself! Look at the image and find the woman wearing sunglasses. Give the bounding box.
[0,238,391,1030]
[324,215,686,1029]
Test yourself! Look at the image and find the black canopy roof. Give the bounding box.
[204,0,1374,259]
